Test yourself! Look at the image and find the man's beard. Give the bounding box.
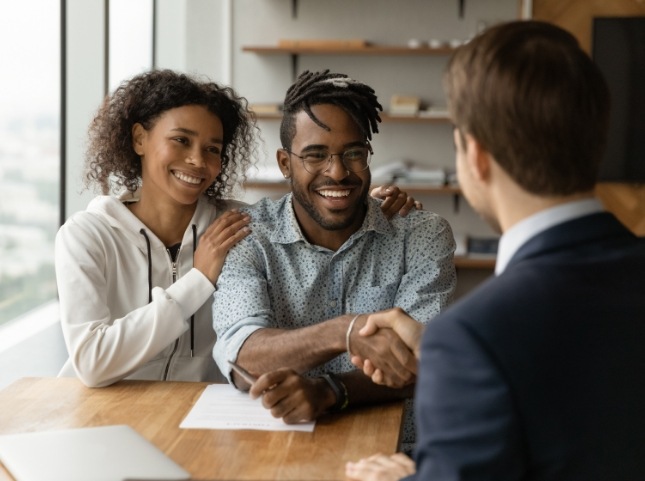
[290,177,369,231]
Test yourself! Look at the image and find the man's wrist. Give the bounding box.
[319,372,349,412]
[346,314,361,357]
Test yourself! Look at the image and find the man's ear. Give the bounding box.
[132,123,146,156]
[277,148,291,179]
[465,134,491,182]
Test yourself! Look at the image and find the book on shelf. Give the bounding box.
[250,103,282,115]
[454,234,499,260]
[466,236,499,257]
[389,94,420,116]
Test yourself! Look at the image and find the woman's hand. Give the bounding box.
[371,185,422,219]
[193,209,250,284]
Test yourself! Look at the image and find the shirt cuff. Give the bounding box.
[214,323,264,383]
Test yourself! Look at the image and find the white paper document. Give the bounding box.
[180,384,316,432]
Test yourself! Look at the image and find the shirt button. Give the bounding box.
[329,300,337,307]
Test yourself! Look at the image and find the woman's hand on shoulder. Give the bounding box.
[371,185,422,219]
[193,209,251,284]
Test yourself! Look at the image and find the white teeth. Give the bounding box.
[174,171,202,185]
[319,189,350,198]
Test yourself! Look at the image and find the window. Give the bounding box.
[0,1,61,326]
[109,0,154,91]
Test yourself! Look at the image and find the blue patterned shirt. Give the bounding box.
[212,194,456,447]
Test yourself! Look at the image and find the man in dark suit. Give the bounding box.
[345,19,645,481]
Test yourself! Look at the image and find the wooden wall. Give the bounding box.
[532,0,645,236]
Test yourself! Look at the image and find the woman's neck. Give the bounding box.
[128,194,197,246]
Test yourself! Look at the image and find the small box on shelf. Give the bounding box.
[250,103,283,115]
[389,94,421,117]
[467,236,499,257]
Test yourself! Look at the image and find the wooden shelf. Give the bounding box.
[242,43,455,80]
[454,256,496,269]
[242,45,456,56]
[251,111,451,124]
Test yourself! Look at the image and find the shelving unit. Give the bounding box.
[243,44,457,80]
[242,45,456,55]
[241,35,496,274]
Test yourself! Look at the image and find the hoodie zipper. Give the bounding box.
[162,248,181,380]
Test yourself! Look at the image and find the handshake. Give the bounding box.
[349,307,423,388]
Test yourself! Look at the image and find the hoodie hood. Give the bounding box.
[85,189,219,254]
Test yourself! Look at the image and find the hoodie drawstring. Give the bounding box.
[140,229,153,303]
[190,224,197,358]
[139,226,196,360]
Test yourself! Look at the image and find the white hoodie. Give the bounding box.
[56,190,245,387]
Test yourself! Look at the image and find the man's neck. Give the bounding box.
[489,171,596,233]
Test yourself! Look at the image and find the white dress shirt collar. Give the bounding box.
[495,198,604,275]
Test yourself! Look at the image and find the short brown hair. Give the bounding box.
[444,20,610,195]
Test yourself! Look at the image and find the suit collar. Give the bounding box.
[505,212,635,270]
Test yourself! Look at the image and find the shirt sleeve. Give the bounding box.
[395,213,457,326]
[212,236,271,381]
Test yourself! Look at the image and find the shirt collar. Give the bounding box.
[495,198,604,275]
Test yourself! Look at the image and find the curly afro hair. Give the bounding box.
[84,69,259,201]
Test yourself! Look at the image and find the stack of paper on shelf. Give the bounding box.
[418,106,450,118]
[246,164,286,183]
[405,166,446,185]
[371,160,446,185]
[371,160,413,184]
[389,95,421,116]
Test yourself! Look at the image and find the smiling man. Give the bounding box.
[212,70,456,451]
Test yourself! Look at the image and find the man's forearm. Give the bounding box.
[234,314,353,387]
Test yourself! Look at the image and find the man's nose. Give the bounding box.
[323,154,349,180]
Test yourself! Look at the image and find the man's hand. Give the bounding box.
[371,185,422,219]
[248,368,334,424]
[348,314,418,389]
[351,308,423,387]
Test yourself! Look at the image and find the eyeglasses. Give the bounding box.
[283,143,373,175]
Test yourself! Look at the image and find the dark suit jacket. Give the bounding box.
[411,212,645,480]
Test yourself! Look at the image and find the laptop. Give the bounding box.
[0,424,190,481]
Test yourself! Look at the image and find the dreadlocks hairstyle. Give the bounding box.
[279,70,383,150]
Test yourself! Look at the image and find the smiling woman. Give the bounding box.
[54,69,260,388]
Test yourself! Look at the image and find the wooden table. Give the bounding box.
[0,377,404,480]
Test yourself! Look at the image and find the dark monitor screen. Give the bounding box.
[592,17,645,183]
